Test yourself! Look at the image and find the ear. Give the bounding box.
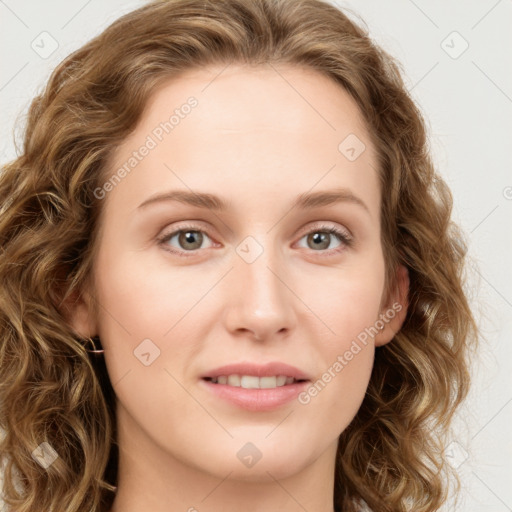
[59,284,99,340]
[374,264,409,347]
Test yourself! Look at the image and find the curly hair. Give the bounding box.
[0,0,479,511]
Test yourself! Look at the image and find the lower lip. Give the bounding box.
[200,379,309,411]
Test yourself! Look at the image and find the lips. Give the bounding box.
[200,362,311,411]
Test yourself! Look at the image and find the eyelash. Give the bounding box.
[156,223,353,258]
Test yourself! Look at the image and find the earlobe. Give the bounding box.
[374,264,409,347]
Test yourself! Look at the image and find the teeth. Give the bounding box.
[259,376,277,389]
[276,375,287,386]
[208,374,299,389]
[227,375,241,387]
[240,375,260,389]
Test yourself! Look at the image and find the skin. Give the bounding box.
[70,63,409,512]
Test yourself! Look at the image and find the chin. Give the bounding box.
[193,441,316,482]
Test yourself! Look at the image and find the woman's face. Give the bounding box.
[73,64,407,483]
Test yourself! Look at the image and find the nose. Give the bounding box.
[222,244,297,342]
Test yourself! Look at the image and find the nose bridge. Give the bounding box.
[223,235,296,339]
[240,249,283,307]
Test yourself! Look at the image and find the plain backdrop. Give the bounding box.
[1,1,511,511]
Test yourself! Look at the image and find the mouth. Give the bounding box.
[200,362,311,411]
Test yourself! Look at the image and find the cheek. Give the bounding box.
[94,251,207,437]
[93,245,230,410]
[296,260,385,420]
[94,247,208,338]
[307,260,385,350]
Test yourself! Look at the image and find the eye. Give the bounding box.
[156,222,353,257]
[296,225,353,253]
[157,225,214,254]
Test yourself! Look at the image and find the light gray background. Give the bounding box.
[1,1,511,511]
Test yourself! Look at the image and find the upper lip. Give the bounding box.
[201,362,311,381]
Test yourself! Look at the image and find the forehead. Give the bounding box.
[104,63,380,220]
[140,63,371,140]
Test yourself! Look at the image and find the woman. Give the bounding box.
[0,0,478,511]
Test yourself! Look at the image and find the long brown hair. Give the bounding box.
[0,0,479,510]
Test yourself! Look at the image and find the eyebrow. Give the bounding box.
[136,188,370,214]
